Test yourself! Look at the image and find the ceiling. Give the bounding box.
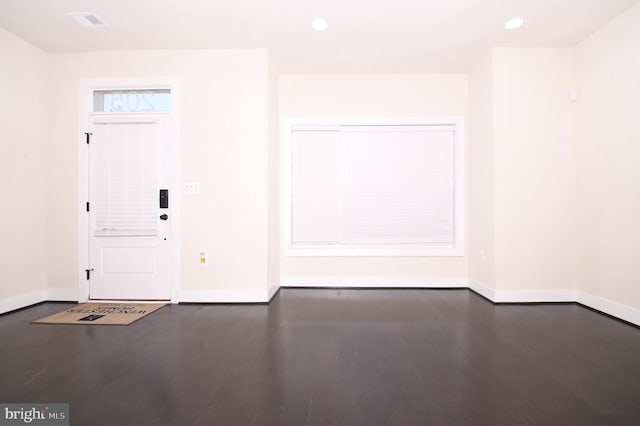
[0,0,637,73]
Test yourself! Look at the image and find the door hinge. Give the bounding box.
[85,132,92,144]
[85,269,94,280]
[86,202,90,212]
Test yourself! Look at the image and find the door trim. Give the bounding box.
[78,78,181,303]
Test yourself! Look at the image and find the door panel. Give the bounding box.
[101,247,158,275]
[88,114,171,300]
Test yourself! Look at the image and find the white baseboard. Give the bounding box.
[467,281,639,326]
[179,289,270,303]
[267,284,280,301]
[47,288,78,301]
[494,289,577,303]
[468,282,576,303]
[0,288,79,315]
[468,280,496,301]
[3,283,639,327]
[577,291,640,327]
[280,276,469,288]
[0,290,48,315]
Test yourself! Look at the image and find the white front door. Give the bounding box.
[88,114,172,300]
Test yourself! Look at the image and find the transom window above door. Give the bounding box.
[93,89,171,113]
[284,118,465,257]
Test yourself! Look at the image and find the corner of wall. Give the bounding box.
[574,1,640,315]
[0,27,50,309]
[468,50,496,293]
[267,50,281,298]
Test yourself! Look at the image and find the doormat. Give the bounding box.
[33,303,166,326]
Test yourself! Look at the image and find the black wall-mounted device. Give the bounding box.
[159,189,169,208]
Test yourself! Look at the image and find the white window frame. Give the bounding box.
[283,117,465,257]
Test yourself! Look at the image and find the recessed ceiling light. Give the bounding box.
[67,12,109,28]
[504,17,524,30]
[311,18,329,31]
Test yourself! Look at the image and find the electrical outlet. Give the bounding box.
[480,250,486,264]
[199,252,208,267]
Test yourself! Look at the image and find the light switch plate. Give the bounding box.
[184,182,200,194]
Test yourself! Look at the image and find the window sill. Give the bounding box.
[285,245,464,257]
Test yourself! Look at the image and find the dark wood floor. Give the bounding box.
[1,289,639,425]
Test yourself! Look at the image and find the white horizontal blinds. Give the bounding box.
[341,125,455,245]
[291,124,455,247]
[291,130,341,244]
[94,122,159,236]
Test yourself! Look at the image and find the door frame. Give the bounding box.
[78,78,181,303]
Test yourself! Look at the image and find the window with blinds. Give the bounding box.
[94,122,159,236]
[285,119,464,256]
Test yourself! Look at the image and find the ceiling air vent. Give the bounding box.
[67,12,109,28]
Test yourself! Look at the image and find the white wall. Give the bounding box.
[2,3,639,323]
[47,49,273,302]
[576,2,640,317]
[0,28,49,313]
[279,74,469,286]
[492,48,577,300]
[468,51,496,299]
